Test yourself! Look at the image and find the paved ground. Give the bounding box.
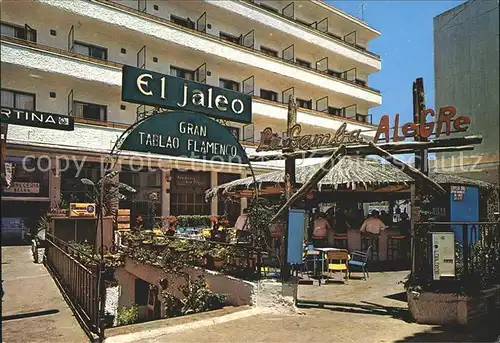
[139,271,498,343]
[1,246,89,343]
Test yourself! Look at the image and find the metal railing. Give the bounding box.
[413,221,500,293]
[44,233,105,340]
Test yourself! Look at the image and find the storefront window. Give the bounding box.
[170,170,211,216]
[61,161,102,203]
[2,156,49,198]
[119,166,161,228]
[217,173,241,225]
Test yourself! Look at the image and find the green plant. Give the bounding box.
[162,275,226,317]
[211,246,229,260]
[80,171,137,216]
[36,215,50,241]
[177,215,212,228]
[117,305,139,326]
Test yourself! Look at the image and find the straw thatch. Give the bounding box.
[206,156,413,199]
[206,156,498,199]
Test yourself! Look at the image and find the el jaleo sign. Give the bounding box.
[257,122,362,152]
[375,106,471,142]
[121,65,252,124]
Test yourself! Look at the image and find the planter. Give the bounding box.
[407,285,500,325]
[105,314,115,328]
[142,241,153,246]
[213,258,226,269]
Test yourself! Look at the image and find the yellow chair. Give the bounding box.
[327,250,349,284]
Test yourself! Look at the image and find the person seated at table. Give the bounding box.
[312,211,331,248]
[360,209,388,235]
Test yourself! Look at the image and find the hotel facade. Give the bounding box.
[0,0,381,229]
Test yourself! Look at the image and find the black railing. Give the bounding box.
[413,222,500,293]
[44,233,104,340]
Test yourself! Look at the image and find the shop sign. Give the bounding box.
[4,182,40,194]
[374,106,471,142]
[120,111,249,164]
[256,123,363,152]
[121,65,252,124]
[1,106,74,131]
[70,203,96,217]
[175,174,209,188]
[450,185,466,201]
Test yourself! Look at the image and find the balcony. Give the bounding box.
[1,36,377,138]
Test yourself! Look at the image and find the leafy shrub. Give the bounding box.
[177,215,213,228]
[162,275,226,317]
[117,305,139,326]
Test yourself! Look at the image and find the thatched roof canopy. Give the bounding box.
[206,156,497,199]
[206,156,413,199]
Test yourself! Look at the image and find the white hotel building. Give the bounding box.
[0,0,382,227]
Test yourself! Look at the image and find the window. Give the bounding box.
[327,69,342,78]
[260,46,278,57]
[226,126,240,140]
[219,78,240,92]
[296,98,312,109]
[328,107,342,116]
[1,22,37,42]
[219,31,240,44]
[2,156,49,198]
[296,58,311,68]
[61,161,102,203]
[170,15,195,29]
[1,89,35,110]
[356,114,368,123]
[355,79,367,87]
[296,18,312,26]
[73,41,108,60]
[259,3,279,13]
[73,101,107,121]
[134,279,150,306]
[170,66,195,81]
[119,166,162,228]
[217,173,241,225]
[260,89,278,102]
[170,170,211,216]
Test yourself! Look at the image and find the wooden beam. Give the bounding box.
[270,145,347,223]
[248,135,483,162]
[368,142,446,196]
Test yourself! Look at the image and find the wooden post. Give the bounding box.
[281,95,297,281]
[413,78,428,174]
[1,124,7,188]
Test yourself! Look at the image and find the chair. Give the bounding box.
[361,235,379,260]
[348,246,372,280]
[326,250,349,284]
[387,235,408,261]
[333,234,348,249]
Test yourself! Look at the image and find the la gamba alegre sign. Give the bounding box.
[121,65,252,124]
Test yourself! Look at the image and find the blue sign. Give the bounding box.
[287,209,307,264]
[450,186,479,243]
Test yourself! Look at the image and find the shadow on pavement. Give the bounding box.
[384,291,408,302]
[2,309,60,321]
[296,299,414,322]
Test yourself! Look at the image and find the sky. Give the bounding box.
[329,0,466,124]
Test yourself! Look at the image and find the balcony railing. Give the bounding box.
[99,0,380,95]
[243,0,380,59]
[1,35,377,141]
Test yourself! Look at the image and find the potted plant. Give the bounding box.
[152,236,168,248]
[211,246,229,269]
[105,311,115,328]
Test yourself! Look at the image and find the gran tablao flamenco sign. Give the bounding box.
[374,106,471,142]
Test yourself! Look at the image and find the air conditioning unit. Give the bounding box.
[430,232,456,280]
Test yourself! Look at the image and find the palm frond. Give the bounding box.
[80,178,95,186]
[97,170,120,184]
[118,193,127,200]
[119,182,137,193]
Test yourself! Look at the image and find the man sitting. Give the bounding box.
[360,209,387,235]
[312,212,331,248]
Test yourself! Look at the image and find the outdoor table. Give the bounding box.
[315,247,342,285]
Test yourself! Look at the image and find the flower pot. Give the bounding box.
[213,258,226,269]
[142,241,153,246]
[105,314,115,328]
